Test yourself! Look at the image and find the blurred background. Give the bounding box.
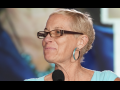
[0,8,119,81]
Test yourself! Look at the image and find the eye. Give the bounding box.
[44,32,49,36]
[56,30,60,34]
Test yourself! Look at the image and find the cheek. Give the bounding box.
[56,36,76,58]
[59,42,73,56]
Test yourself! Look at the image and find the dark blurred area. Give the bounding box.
[0,8,4,11]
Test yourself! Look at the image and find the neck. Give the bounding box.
[54,59,84,81]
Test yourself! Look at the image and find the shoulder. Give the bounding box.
[44,73,53,81]
[102,70,118,81]
[92,70,119,81]
[24,75,46,81]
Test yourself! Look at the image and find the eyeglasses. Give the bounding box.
[37,29,83,39]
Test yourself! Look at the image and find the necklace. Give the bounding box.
[5,9,55,77]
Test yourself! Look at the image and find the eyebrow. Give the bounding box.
[44,27,63,31]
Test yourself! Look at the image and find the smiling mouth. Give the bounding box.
[45,47,56,50]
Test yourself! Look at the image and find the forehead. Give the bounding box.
[46,14,72,30]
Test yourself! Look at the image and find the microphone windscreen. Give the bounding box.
[52,69,65,81]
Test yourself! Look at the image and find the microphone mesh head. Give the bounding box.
[52,69,65,81]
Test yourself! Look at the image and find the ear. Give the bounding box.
[77,35,89,49]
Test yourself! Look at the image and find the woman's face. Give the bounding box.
[42,14,77,64]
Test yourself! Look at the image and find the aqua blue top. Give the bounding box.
[24,70,118,81]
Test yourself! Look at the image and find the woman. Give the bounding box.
[25,9,120,81]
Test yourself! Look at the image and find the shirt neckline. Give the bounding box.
[43,71,96,81]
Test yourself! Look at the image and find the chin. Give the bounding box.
[45,58,56,63]
[43,51,57,62]
[44,54,56,63]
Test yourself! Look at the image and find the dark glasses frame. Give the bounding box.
[37,30,83,39]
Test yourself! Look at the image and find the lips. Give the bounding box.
[44,47,56,50]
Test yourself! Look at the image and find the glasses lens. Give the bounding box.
[51,30,61,37]
[37,31,46,39]
[37,30,61,39]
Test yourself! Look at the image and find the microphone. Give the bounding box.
[52,69,65,81]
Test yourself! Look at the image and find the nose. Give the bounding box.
[44,33,52,43]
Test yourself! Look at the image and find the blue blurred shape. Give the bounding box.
[0,24,37,81]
